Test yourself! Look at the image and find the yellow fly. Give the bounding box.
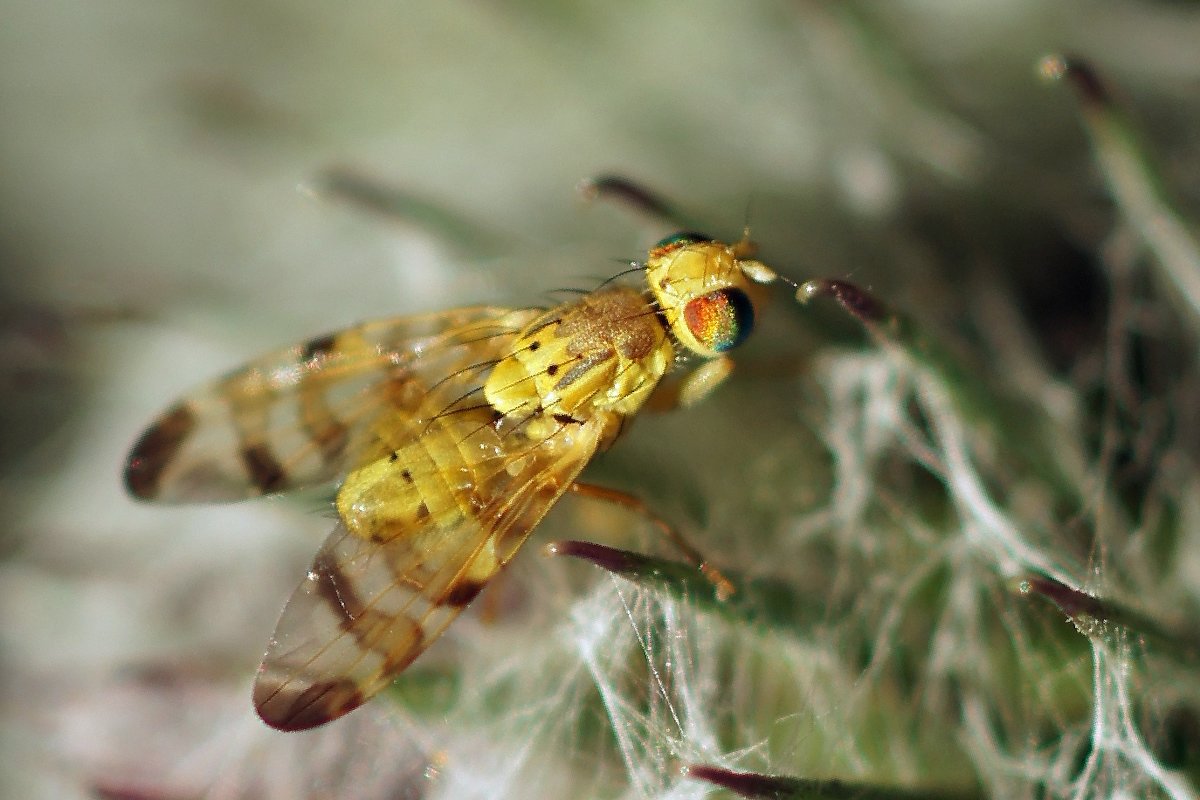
[124,233,787,731]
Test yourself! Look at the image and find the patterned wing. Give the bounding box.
[253,409,607,730]
[124,306,542,502]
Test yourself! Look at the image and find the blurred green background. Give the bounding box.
[3,2,1200,799]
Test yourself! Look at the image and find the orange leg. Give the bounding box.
[567,482,736,600]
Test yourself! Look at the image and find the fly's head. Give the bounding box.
[644,232,773,358]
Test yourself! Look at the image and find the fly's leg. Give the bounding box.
[578,174,708,232]
[566,481,736,600]
[308,166,508,255]
[675,356,734,408]
[645,355,734,412]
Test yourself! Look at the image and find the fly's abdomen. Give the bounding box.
[335,409,507,594]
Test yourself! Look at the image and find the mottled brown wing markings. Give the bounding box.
[221,365,285,493]
[125,403,196,499]
[239,443,286,494]
[255,531,442,730]
[252,315,570,730]
[124,307,539,503]
[275,679,363,732]
[438,577,486,607]
[310,547,365,629]
[301,332,338,361]
[296,333,351,465]
[254,413,605,730]
[255,526,470,729]
[272,316,525,488]
[310,547,425,670]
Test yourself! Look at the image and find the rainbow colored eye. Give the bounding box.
[683,288,754,352]
[650,231,711,257]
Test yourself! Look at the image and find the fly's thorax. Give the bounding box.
[644,233,767,358]
[483,287,674,426]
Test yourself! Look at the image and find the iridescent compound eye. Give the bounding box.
[682,287,754,353]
